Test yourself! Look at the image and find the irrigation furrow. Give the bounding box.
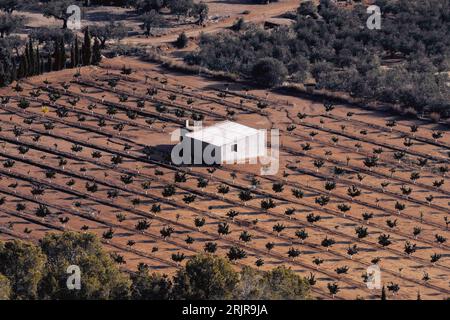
[1,110,448,253]
[0,187,200,269]
[322,114,450,151]
[293,116,449,164]
[1,154,449,296]
[0,166,387,296]
[221,85,450,151]
[95,72,264,115]
[1,122,448,255]
[2,104,448,260]
[282,145,450,198]
[0,206,180,269]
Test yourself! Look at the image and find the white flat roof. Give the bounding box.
[185,121,259,146]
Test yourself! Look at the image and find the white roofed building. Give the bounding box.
[182,121,266,165]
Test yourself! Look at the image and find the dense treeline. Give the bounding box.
[0,232,311,300]
[186,0,450,118]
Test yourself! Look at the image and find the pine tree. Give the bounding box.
[91,37,101,65]
[82,28,91,66]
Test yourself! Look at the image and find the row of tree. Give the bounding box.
[0,231,311,300]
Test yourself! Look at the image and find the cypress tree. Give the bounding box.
[17,61,21,79]
[23,53,29,78]
[0,64,6,86]
[59,38,66,70]
[381,286,387,300]
[40,58,44,75]
[11,59,17,82]
[35,45,41,75]
[52,40,59,71]
[74,36,80,67]
[23,43,30,77]
[0,64,6,87]
[82,27,91,66]
[70,44,75,68]
[91,37,101,65]
[24,41,29,76]
[28,39,35,76]
[47,53,53,73]
[17,55,25,79]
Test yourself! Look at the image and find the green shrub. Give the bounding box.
[251,58,288,87]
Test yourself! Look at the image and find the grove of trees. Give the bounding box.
[0,231,311,300]
[0,0,211,84]
[186,0,450,118]
[0,22,102,87]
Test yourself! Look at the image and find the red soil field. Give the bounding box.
[0,56,448,300]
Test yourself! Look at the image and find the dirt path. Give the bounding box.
[122,0,300,46]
